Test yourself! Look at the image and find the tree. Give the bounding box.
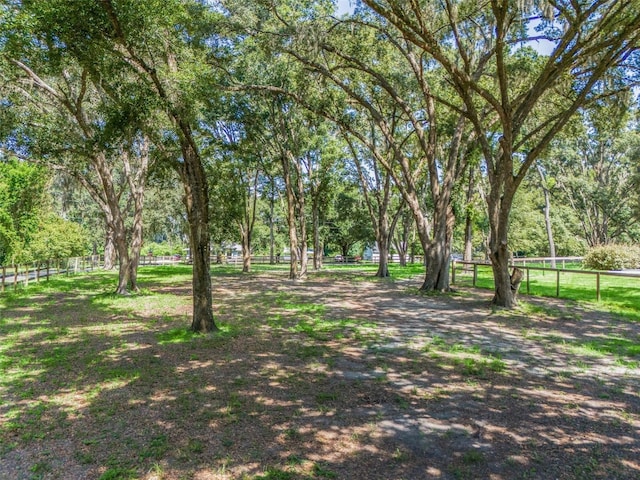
[29,214,88,261]
[0,158,48,265]
[536,162,557,267]
[1,4,155,294]
[343,125,401,277]
[14,0,226,330]
[326,183,374,258]
[550,104,640,246]
[259,4,477,291]
[304,123,340,271]
[363,0,640,306]
[209,120,262,273]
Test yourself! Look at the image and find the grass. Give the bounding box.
[453,263,640,321]
[0,263,638,479]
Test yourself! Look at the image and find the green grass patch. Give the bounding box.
[453,264,640,321]
[157,328,200,344]
[454,356,507,377]
[568,336,640,366]
[98,467,137,480]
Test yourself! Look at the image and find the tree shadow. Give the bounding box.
[0,269,638,479]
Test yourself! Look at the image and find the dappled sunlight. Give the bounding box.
[1,268,638,479]
[175,360,214,373]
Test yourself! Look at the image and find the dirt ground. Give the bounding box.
[1,269,639,479]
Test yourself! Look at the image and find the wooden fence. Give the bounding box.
[0,256,104,292]
[451,259,640,302]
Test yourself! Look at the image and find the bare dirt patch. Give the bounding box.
[1,269,638,479]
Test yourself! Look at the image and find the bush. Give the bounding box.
[143,241,185,256]
[583,244,640,271]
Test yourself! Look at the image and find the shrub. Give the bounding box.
[583,244,640,271]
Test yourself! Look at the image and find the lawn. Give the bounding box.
[452,262,640,321]
[1,264,639,479]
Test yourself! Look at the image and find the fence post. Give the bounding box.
[14,265,18,291]
[473,263,478,287]
[25,264,29,287]
[556,270,560,297]
[46,260,50,281]
[36,262,40,282]
[526,268,530,295]
[596,273,601,302]
[451,260,456,285]
[1,265,5,292]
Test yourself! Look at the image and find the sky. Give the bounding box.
[333,1,555,56]
[335,0,353,15]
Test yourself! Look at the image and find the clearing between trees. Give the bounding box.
[0,266,638,479]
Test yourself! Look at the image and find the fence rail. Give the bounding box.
[8,255,630,302]
[451,260,640,302]
[0,256,105,292]
[0,254,192,292]
[510,256,584,269]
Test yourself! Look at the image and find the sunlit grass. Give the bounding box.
[453,263,640,321]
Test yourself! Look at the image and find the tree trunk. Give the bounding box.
[241,229,251,273]
[312,197,322,271]
[542,187,556,269]
[374,209,391,277]
[510,267,524,303]
[282,154,299,280]
[123,143,148,293]
[391,207,411,269]
[127,203,143,293]
[182,144,216,333]
[113,222,131,295]
[420,207,454,292]
[103,227,116,270]
[376,238,390,277]
[296,159,308,279]
[488,183,518,307]
[463,215,473,266]
[463,165,476,268]
[490,243,515,306]
[537,165,556,268]
[269,187,276,265]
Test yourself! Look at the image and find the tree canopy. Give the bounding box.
[1,0,639,325]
